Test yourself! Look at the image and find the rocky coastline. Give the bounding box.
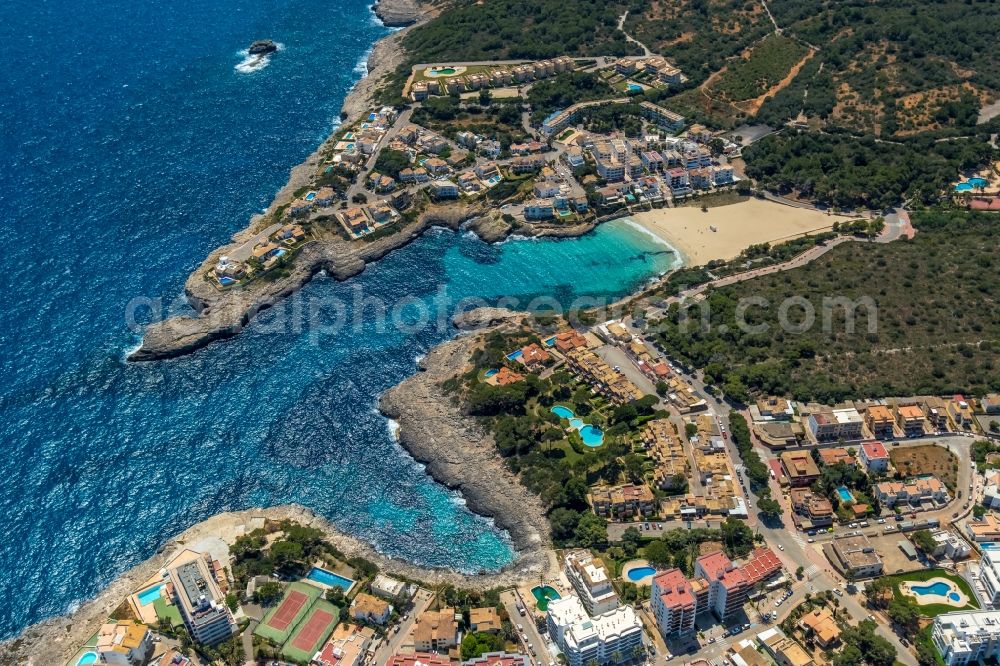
[129,0,600,363]
[372,0,424,27]
[5,313,558,664]
[379,309,555,569]
[130,200,595,361]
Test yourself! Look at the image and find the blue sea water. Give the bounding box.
[0,0,676,639]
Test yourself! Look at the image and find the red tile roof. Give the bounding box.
[386,654,454,666]
[654,568,695,610]
[696,551,733,581]
[862,440,889,460]
[740,547,782,586]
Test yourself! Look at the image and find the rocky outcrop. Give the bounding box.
[452,306,522,330]
[130,202,487,361]
[131,199,600,362]
[248,39,277,55]
[379,315,555,578]
[372,0,423,27]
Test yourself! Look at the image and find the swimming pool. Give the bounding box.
[626,566,657,582]
[544,336,556,347]
[911,581,952,597]
[969,177,988,188]
[836,486,854,503]
[627,83,643,92]
[305,191,316,201]
[218,276,236,286]
[506,350,523,361]
[274,248,288,258]
[76,653,98,666]
[550,406,605,446]
[551,405,574,419]
[429,67,457,76]
[956,182,974,192]
[580,425,604,447]
[531,585,561,611]
[306,566,355,592]
[137,584,163,606]
[484,368,499,378]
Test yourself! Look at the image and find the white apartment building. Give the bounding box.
[564,550,620,616]
[979,549,1000,607]
[933,610,1000,666]
[547,596,644,666]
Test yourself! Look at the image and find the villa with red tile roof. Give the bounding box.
[859,440,889,474]
[553,330,588,354]
[486,366,523,387]
[519,343,552,371]
[817,447,853,467]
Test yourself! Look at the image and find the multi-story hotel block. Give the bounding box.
[564,550,620,616]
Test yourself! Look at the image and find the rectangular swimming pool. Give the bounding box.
[137,584,163,606]
[305,566,354,592]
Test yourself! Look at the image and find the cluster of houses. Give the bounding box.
[325,106,400,175]
[752,394,994,449]
[410,57,577,101]
[522,167,589,221]
[599,320,707,413]
[543,99,685,137]
[572,131,736,205]
[613,55,685,86]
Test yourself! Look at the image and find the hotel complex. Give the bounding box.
[564,550,620,616]
[933,610,1000,666]
[169,558,236,645]
[546,596,644,666]
[651,548,782,637]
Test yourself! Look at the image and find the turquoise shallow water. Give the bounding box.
[0,0,676,639]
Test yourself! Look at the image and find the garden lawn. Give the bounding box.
[890,569,979,616]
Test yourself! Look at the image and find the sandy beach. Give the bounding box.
[627,198,851,265]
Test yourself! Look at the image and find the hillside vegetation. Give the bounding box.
[709,34,810,104]
[402,0,639,61]
[645,211,1000,404]
[743,131,995,210]
[624,0,1000,135]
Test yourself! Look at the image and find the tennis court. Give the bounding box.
[281,600,340,663]
[254,582,322,644]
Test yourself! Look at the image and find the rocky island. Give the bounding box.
[247,39,278,56]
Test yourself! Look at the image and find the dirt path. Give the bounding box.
[617,11,652,57]
[742,48,815,115]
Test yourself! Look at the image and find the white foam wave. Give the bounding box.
[386,418,400,440]
[234,43,284,74]
[613,216,684,264]
[353,46,374,77]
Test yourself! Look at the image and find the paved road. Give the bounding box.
[371,587,434,664]
[502,590,550,665]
